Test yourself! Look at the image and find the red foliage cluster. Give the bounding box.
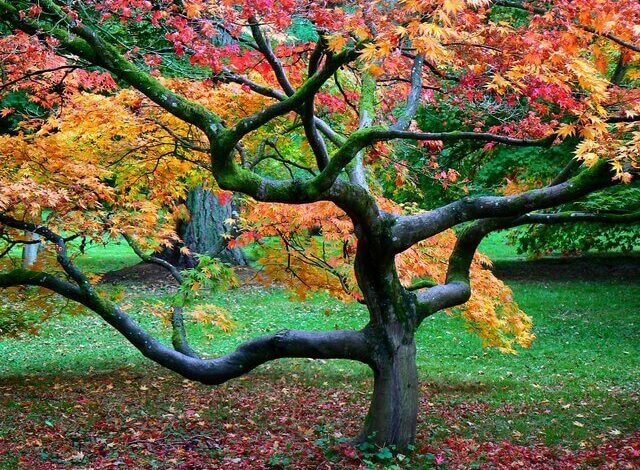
[0,31,116,110]
[419,433,640,469]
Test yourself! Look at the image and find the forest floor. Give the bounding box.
[0,233,639,469]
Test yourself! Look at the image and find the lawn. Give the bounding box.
[0,233,638,468]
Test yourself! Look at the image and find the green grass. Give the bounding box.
[1,236,638,450]
[478,231,525,261]
[72,240,140,273]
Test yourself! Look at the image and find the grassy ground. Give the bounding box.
[0,233,639,468]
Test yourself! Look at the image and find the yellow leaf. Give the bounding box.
[486,73,510,94]
[556,124,576,139]
[442,0,465,14]
[366,63,385,77]
[579,152,600,167]
[325,34,348,53]
[184,1,203,18]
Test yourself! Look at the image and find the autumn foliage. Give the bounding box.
[1,0,639,450]
[238,199,534,351]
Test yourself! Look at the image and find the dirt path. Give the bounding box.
[100,254,640,288]
[100,263,264,287]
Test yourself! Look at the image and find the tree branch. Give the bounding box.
[313,127,555,197]
[509,210,640,226]
[121,233,201,358]
[0,223,372,383]
[347,72,376,190]
[249,18,296,97]
[0,265,372,383]
[393,159,615,253]
[492,1,640,53]
[223,48,358,148]
[0,65,80,91]
[219,69,345,147]
[391,55,424,131]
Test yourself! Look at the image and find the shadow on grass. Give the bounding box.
[492,253,640,282]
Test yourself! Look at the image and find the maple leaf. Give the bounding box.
[557,124,576,139]
[442,0,465,14]
[325,34,348,53]
[0,107,15,118]
[183,1,204,19]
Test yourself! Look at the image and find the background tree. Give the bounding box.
[1,0,639,450]
[159,187,248,267]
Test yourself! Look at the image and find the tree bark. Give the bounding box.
[353,238,420,451]
[361,336,419,451]
[21,232,41,268]
[160,186,247,268]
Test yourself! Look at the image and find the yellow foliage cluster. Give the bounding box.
[0,77,274,251]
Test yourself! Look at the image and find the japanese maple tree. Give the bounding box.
[1,0,639,449]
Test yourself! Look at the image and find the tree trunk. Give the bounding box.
[22,232,41,268]
[160,186,247,268]
[360,333,419,451]
[353,239,420,451]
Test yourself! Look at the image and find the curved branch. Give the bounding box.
[0,269,85,302]
[392,160,614,253]
[248,19,334,172]
[224,48,358,149]
[219,31,353,155]
[422,205,640,319]
[414,282,471,320]
[413,215,513,325]
[0,215,87,285]
[0,266,372,383]
[574,25,640,54]
[312,127,555,198]
[375,129,555,147]
[121,233,202,358]
[347,72,376,190]
[249,18,295,97]
[0,229,372,385]
[213,123,557,219]
[513,210,640,225]
[0,65,80,91]
[301,86,331,169]
[219,69,345,147]
[549,158,582,186]
[412,161,637,322]
[391,55,424,131]
[121,233,183,284]
[248,11,334,171]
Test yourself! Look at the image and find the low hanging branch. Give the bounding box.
[0,215,372,384]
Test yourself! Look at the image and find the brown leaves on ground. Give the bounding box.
[1,368,639,469]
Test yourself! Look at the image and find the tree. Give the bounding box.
[1,0,639,450]
[159,186,248,267]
